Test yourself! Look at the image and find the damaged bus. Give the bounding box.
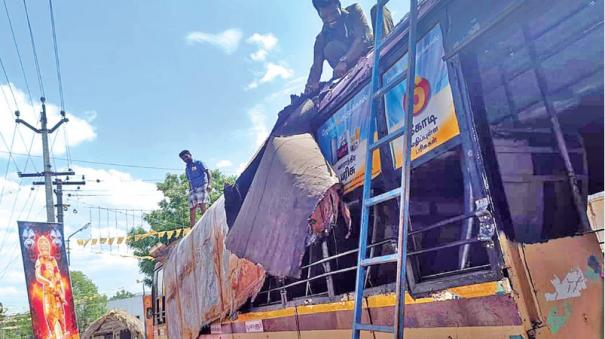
[150,0,604,338]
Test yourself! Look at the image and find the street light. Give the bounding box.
[67,222,91,265]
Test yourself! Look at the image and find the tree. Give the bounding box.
[109,289,136,301]
[0,312,32,337]
[128,170,236,285]
[70,271,107,332]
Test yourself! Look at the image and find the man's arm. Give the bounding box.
[205,169,212,192]
[335,4,373,77]
[185,168,192,190]
[305,34,326,95]
[198,161,211,191]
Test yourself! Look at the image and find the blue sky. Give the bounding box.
[0,0,409,313]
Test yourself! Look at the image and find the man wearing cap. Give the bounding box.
[179,150,212,227]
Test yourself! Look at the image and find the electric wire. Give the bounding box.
[0,125,19,206]
[0,151,181,171]
[2,0,35,114]
[0,188,38,280]
[47,0,73,170]
[0,56,19,109]
[47,0,64,111]
[21,0,45,97]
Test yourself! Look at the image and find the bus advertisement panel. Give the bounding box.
[384,24,460,167]
[317,84,381,193]
[18,221,79,339]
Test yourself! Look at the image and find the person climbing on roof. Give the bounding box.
[304,0,394,96]
[179,150,212,227]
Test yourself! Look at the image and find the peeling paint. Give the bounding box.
[585,255,603,281]
[544,268,587,301]
[431,290,460,301]
[546,303,572,334]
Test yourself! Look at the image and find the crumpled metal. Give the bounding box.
[225,133,350,278]
[163,197,265,338]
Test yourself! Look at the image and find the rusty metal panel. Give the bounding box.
[522,233,603,338]
[226,134,341,278]
[164,197,266,338]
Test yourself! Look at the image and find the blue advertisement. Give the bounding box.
[317,84,381,193]
[383,24,460,167]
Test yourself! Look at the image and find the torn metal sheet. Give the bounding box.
[226,133,347,278]
[163,197,266,338]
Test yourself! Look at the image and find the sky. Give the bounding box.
[0,0,409,313]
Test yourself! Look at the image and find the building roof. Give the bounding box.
[81,310,145,339]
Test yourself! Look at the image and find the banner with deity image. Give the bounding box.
[384,24,461,168]
[18,221,79,339]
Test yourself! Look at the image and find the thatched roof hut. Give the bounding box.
[82,309,145,339]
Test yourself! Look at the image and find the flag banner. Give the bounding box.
[74,228,192,247]
[18,221,79,338]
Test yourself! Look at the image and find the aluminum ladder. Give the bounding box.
[351,0,418,338]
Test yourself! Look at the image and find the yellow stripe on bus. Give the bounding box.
[234,281,502,322]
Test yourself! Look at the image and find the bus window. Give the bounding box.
[153,267,165,325]
[459,0,603,243]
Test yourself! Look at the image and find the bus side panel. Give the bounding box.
[522,233,603,338]
[201,327,526,339]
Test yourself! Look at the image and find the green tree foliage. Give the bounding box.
[71,270,107,332]
[0,311,32,337]
[128,170,236,286]
[109,289,136,301]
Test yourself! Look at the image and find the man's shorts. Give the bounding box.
[188,185,209,209]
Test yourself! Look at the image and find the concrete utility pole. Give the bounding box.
[16,97,84,223]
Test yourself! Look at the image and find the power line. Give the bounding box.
[0,125,20,205]
[0,151,181,171]
[2,0,35,112]
[47,0,74,171]
[15,126,39,173]
[0,56,19,110]
[21,0,45,97]
[47,0,64,111]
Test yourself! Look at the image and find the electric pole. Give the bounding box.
[16,97,84,223]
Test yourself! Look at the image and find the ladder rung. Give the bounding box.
[355,323,393,333]
[373,70,408,100]
[369,126,405,151]
[364,187,401,207]
[361,253,398,266]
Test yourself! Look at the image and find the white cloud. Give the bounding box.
[267,76,306,102]
[247,33,278,62]
[215,160,233,168]
[185,28,243,55]
[247,106,270,147]
[0,83,96,159]
[236,162,247,174]
[247,62,294,90]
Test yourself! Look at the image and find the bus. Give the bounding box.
[150,0,604,338]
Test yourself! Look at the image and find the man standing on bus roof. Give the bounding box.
[304,0,394,95]
[180,150,212,227]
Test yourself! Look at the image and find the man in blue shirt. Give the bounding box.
[179,150,212,227]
